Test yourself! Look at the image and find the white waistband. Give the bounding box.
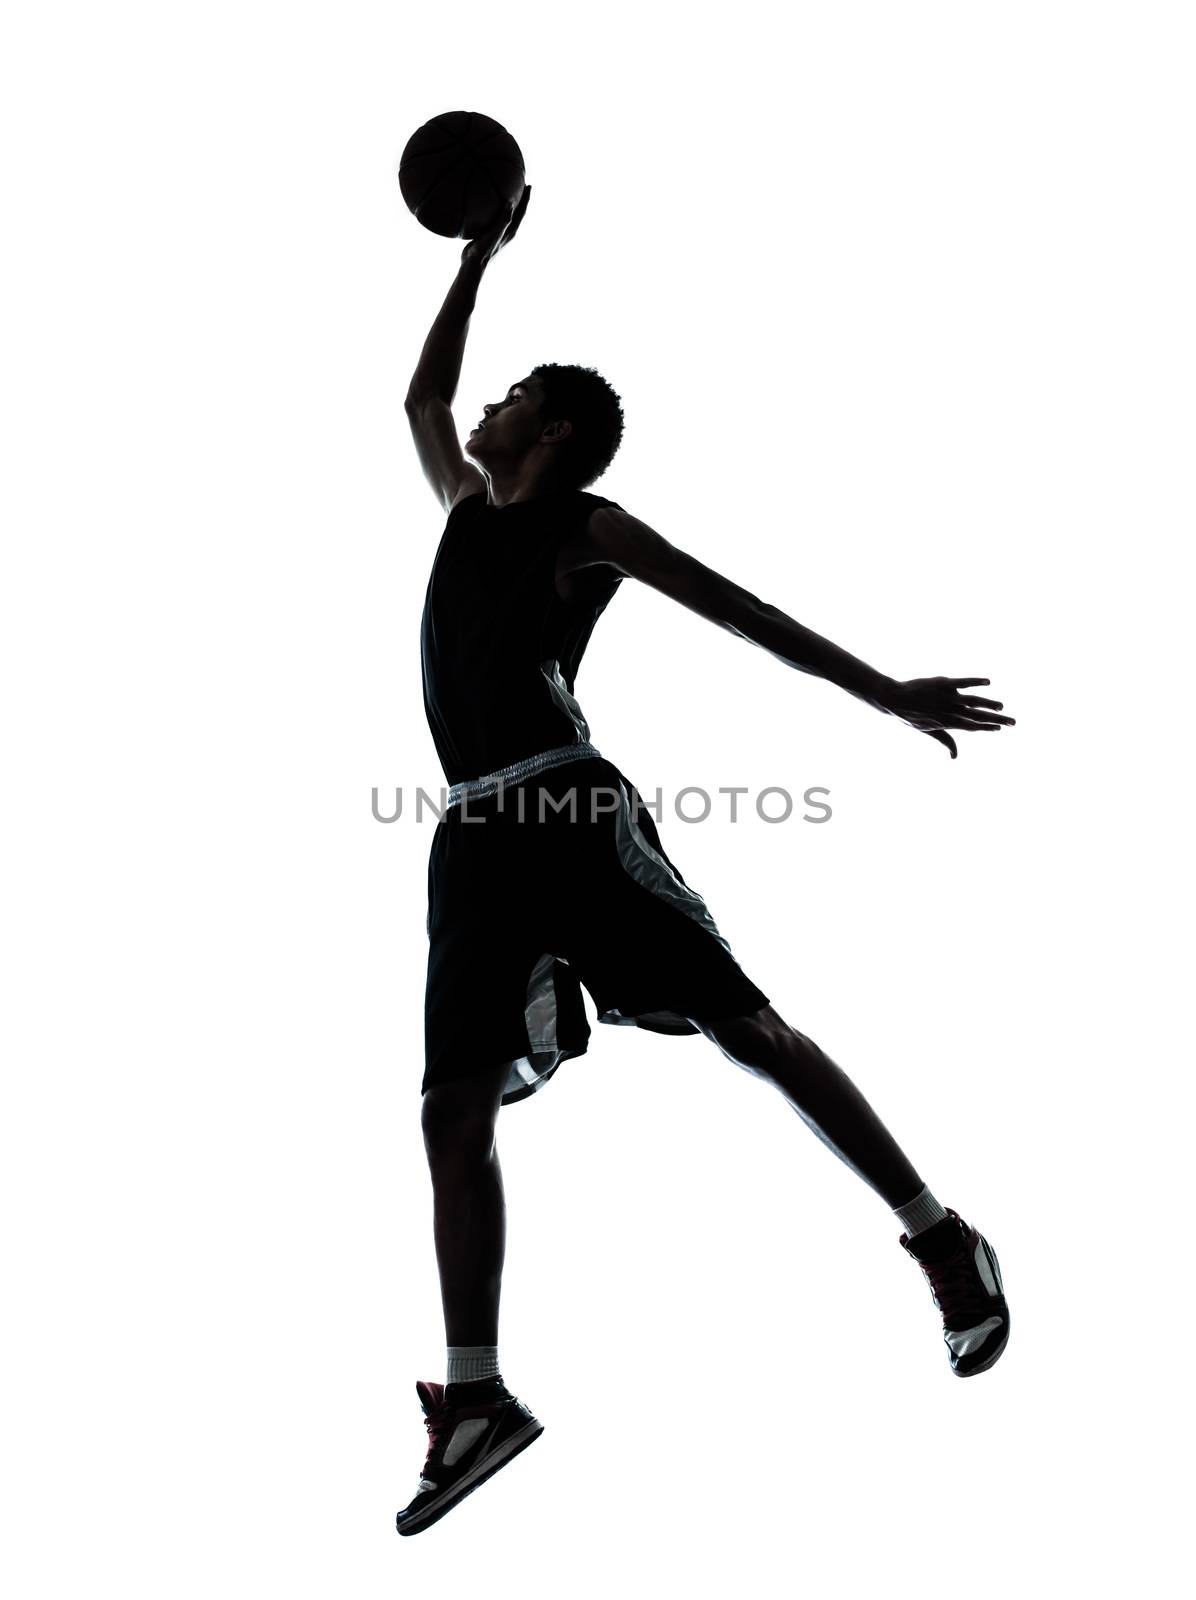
[446,742,602,808]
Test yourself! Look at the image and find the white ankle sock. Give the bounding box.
[893,1185,949,1238]
[446,1345,500,1385]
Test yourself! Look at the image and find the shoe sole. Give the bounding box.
[954,1312,1010,1377]
[396,1419,544,1536]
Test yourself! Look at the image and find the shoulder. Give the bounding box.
[551,493,628,604]
[560,494,637,568]
[570,499,664,575]
[556,496,629,585]
[448,484,488,515]
[444,487,490,527]
[561,502,706,596]
[576,491,624,521]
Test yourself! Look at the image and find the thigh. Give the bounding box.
[535,764,771,1027]
[423,813,547,1093]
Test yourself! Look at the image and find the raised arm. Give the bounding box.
[403,187,531,513]
[576,506,1015,758]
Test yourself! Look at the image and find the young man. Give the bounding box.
[397,188,1015,1536]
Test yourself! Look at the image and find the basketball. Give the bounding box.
[399,111,526,239]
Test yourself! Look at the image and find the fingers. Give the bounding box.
[927,729,958,758]
[506,185,531,238]
[953,689,1015,726]
[952,678,990,688]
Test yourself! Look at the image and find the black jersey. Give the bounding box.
[420,487,624,785]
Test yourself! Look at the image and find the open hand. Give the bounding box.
[882,676,1015,759]
[460,184,531,269]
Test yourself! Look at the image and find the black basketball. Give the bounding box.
[399,111,526,239]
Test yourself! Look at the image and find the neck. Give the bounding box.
[483,460,567,509]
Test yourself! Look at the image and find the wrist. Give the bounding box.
[849,670,898,713]
[457,252,486,287]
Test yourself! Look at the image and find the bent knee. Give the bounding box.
[698,1004,814,1069]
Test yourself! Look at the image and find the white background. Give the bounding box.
[3,2,1193,1595]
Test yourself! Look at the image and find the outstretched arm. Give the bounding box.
[579,506,1015,758]
[403,188,531,511]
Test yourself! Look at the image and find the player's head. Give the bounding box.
[529,363,624,489]
[465,364,624,491]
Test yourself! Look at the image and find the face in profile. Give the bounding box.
[464,375,569,472]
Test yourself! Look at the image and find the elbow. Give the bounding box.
[737,590,773,632]
[693,587,771,643]
[732,594,780,648]
[405,385,448,411]
[715,604,765,644]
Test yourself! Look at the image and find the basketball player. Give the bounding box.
[397,187,1015,1536]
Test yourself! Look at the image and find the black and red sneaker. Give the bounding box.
[395,1376,544,1536]
[901,1209,1009,1377]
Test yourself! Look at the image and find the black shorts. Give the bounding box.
[423,756,770,1105]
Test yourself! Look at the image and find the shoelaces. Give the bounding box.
[421,1404,451,1474]
[919,1238,990,1320]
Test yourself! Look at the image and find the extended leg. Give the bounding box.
[420,1061,511,1345]
[695,1003,1011,1376]
[693,1003,924,1207]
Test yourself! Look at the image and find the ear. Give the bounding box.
[540,419,572,445]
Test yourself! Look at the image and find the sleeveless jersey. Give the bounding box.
[420,487,624,785]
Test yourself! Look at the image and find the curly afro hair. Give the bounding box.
[530,362,625,491]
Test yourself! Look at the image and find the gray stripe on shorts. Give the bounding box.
[611,781,734,955]
[524,952,560,1050]
[508,1056,543,1091]
[499,953,562,1099]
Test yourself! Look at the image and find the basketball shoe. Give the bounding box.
[901,1208,1009,1376]
[395,1376,544,1536]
